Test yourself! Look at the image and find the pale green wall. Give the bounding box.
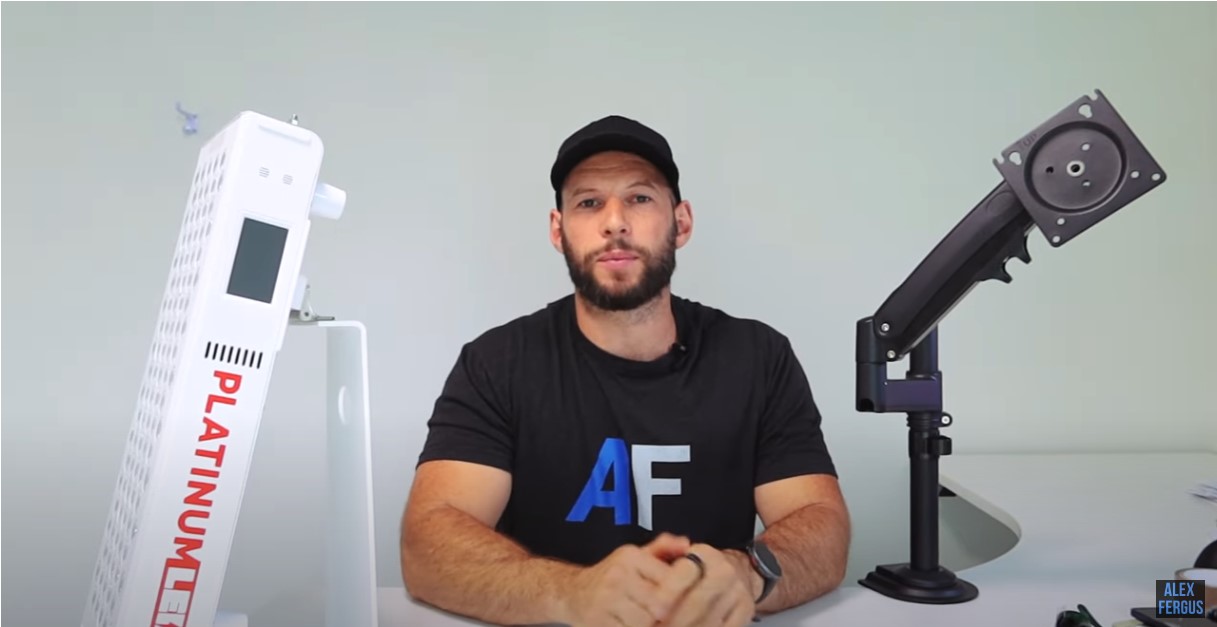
[3,3,1214,625]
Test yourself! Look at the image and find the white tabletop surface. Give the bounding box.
[378,452,1217,627]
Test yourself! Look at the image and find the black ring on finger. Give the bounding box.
[682,552,706,581]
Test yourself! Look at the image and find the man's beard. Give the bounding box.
[562,223,677,312]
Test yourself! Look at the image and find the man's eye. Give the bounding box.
[578,199,598,208]
[633,195,652,203]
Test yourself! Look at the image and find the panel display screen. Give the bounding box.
[226,218,288,304]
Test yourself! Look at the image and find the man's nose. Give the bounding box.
[601,197,630,236]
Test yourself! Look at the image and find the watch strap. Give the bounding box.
[756,572,776,604]
[746,541,779,604]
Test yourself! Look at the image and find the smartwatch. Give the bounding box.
[745,539,782,604]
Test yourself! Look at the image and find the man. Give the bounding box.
[400,115,850,627]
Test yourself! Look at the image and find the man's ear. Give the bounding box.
[549,208,564,254]
[674,200,694,249]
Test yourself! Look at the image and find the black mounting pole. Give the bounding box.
[857,323,977,603]
[907,332,943,575]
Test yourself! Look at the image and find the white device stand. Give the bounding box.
[288,286,379,627]
[211,293,379,627]
[82,111,377,627]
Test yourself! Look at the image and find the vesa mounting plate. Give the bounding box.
[993,89,1167,248]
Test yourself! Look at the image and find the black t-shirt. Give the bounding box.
[416,294,837,566]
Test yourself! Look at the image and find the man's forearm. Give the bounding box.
[401,503,580,625]
[730,503,851,614]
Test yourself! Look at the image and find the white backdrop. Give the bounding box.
[3,3,1215,626]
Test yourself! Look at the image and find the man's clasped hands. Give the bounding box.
[560,533,758,627]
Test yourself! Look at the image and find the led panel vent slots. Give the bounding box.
[85,138,227,627]
[205,341,265,369]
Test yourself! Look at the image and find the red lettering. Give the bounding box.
[214,370,241,394]
[184,481,215,508]
[152,564,198,627]
[199,416,229,441]
[166,536,203,571]
[178,509,208,535]
[204,394,235,414]
[154,368,248,624]
[196,444,226,468]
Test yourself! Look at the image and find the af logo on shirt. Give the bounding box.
[566,437,690,531]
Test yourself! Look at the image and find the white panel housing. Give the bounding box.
[84,111,329,627]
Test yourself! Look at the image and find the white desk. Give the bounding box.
[378,452,1217,626]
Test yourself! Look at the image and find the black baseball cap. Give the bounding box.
[550,115,681,209]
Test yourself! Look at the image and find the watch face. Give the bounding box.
[753,541,782,577]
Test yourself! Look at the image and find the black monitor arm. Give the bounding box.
[854,90,1167,604]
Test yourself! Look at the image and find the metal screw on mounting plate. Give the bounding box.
[880,322,891,333]
[886,350,896,359]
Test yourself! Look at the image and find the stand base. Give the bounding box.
[214,611,249,627]
[859,563,978,604]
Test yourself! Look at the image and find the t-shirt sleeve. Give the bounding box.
[415,341,515,473]
[755,333,838,486]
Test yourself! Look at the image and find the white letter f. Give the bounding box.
[630,445,690,531]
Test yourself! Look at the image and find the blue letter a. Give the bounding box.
[566,438,632,525]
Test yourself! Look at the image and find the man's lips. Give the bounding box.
[598,251,639,262]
